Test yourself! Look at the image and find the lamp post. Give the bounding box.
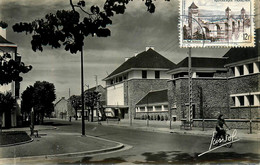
[81,46,85,136]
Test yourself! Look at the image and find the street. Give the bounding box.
[39,119,260,164]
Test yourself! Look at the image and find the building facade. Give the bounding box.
[103,47,176,119]
[54,97,69,119]
[0,27,21,128]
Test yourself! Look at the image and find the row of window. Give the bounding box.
[231,62,259,77]
[110,74,128,85]
[136,105,168,112]
[142,70,160,79]
[231,94,260,107]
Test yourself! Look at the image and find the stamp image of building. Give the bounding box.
[103,47,176,119]
[183,2,251,42]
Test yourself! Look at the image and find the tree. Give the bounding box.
[12,0,169,54]
[0,52,32,86]
[33,81,56,124]
[69,95,81,120]
[0,92,16,128]
[0,21,32,85]
[21,81,56,124]
[84,91,101,122]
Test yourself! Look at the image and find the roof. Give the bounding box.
[84,85,104,93]
[176,57,226,69]
[223,29,259,64]
[105,49,176,79]
[189,2,198,9]
[0,35,15,44]
[55,97,68,106]
[136,89,168,106]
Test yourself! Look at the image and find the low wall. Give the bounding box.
[181,119,260,130]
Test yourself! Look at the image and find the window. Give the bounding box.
[238,65,244,75]
[155,71,160,79]
[140,107,145,112]
[110,79,114,85]
[123,74,127,80]
[164,105,168,111]
[147,106,153,111]
[248,95,254,105]
[238,96,244,106]
[155,106,161,111]
[248,63,253,74]
[142,70,147,79]
[119,76,123,82]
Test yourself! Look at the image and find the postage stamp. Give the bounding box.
[179,0,255,48]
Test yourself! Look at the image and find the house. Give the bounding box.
[167,57,228,121]
[135,89,169,121]
[103,47,176,119]
[0,27,21,128]
[54,97,69,119]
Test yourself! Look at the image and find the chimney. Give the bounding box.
[0,27,6,39]
[146,46,154,51]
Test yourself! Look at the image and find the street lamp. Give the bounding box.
[81,46,85,136]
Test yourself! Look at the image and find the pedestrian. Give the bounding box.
[69,116,72,122]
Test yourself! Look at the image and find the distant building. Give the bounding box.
[0,27,21,128]
[103,47,176,119]
[54,97,69,119]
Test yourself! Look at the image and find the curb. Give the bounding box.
[0,138,34,147]
[0,134,125,162]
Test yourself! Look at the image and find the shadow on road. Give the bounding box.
[134,151,260,164]
[58,156,126,164]
[42,122,71,127]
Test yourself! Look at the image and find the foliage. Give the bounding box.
[21,85,34,114]
[0,92,16,115]
[21,81,56,123]
[69,95,81,119]
[0,53,32,85]
[0,21,8,29]
[13,0,170,54]
[84,90,101,122]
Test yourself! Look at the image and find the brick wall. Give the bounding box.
[126,79,168,118]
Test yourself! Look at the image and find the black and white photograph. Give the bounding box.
[0,0,259,164]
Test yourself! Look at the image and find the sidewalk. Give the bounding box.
[0,124,124,163]
[99,119,260,141]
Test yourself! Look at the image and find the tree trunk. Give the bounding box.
[91,107,94,122]
[75,109,78,120]
[39,113,44,125]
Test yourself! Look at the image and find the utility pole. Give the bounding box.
[81,46,85,136]
[188,48,193,129]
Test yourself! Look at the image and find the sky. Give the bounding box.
[0,0,259,101]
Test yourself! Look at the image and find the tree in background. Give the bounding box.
[21,81,56,124]
[0,92,16,128]
[69,95,81,120]
[84,91,101,122]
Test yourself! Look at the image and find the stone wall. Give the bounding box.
[169,78,229,120]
